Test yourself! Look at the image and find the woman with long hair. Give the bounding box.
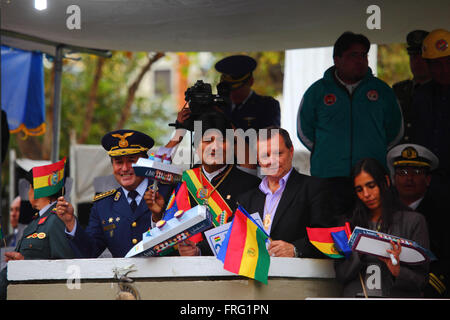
[335,158,430,297]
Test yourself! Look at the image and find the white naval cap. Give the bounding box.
[387,144,439,172]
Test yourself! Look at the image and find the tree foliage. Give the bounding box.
[377,43,412,86]
[12,51,173,160]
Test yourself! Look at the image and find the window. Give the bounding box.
[154,69,171,96]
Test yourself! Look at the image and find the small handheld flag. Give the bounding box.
[32,157,66,199]
[217,206,270,284]
[306,223,352,259]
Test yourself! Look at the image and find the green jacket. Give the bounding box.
[15,203,74,260]
[297,67,403,178]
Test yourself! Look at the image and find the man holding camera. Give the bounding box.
[214,55,280,131]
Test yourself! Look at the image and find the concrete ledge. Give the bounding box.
[8,256,336,281]
[6,257,341,300]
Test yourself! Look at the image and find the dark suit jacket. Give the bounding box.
[237,168,335,258]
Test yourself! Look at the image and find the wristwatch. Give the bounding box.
[293,246,299,258]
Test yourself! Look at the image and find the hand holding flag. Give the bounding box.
[306,222,352,259]
[32,157,66,199]
[217,205,271,284]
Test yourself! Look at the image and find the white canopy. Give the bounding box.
[2,0,450,55]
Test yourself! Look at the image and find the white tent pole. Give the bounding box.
[51,45,63,163]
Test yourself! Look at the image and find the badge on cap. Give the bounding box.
[401,146,418,159]
[367,90,379,101]
[435,39,448,52]
[112,132,134,148]
[324,94,336,106]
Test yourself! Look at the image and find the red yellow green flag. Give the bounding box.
[32,157,66,199]
[306,223,352,258]
[217,206,270,284]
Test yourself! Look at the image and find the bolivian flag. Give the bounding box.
[32,157,66,199]
[306,223,352,259]
[217,206,270,284]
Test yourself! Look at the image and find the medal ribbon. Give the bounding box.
[182,167,233,226]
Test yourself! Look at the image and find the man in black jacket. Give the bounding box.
[238,127,334,258]
[176,113,261,256]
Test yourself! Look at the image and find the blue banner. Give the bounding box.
[1,45,45,136]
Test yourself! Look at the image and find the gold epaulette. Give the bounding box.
[93,189,116,202]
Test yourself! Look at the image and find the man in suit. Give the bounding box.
[387,143,450,297]
[238,127,334,258]
[5,196,27,247]
[56,130,168,258]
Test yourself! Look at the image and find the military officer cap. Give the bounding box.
[406,30,429,55]
[387,143,439,172]
[215,55,257,90]
[101,129,154,157]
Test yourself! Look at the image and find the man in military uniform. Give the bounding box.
[393,30,431,143]
[387,144,450,298]
[410,28,450,198]
[174,113,261,256]
[56,130,168,258]
[1,168,74,299]
[214,55,281,131]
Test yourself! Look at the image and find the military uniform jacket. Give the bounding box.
[411,81,450,178]
[16,203,74,260]
[224,92,281,130]
[393,79,424,143]
[416,192,450,297]
[69,182,162,258]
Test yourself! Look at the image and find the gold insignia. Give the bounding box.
[109,217,114,223]
[37,232,46,239]
[103,224,116,231]
[93,189,117,202]
[401,147,418,160]
[116,217,121,222]
[246,248,256,257]
[111,132,134,148]
[114,191,121,201]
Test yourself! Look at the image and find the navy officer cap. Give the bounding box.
[215,55,257,89]
[387,143,439,172]
[101,129,154,157]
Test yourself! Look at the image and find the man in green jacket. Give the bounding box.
[297,31,403,216]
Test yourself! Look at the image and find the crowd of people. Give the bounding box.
[1,28,449,299]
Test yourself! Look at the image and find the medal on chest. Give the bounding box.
[263,214,271,231]
[196,187,210,200]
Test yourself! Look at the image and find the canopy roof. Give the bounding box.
[2,0,450,56]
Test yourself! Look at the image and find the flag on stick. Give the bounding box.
[306,222,352,258]
[32,157,66,199]
[217,205,270,284]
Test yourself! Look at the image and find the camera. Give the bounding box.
[173,80,231,131]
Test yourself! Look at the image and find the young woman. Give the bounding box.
[335,158,430,297]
